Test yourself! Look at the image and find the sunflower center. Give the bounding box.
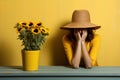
[37,23,42,26]
[34,29,38,33]
[22,23,26,25]
[25,27,28,29]
[42,29,45,32]
[29,22,33,26]
[18,28,22,31]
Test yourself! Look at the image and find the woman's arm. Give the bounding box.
[81,31,92,68]
[72,41,81,68]
[81,41,92,68]
[71,31,82,68]
[62,32,82,68]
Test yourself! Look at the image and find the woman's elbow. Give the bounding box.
[85,62,92,69]
[71,60,79,69]
[72,64,79,69]
[86,65,92,69]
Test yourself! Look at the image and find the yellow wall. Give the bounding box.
[0,0,120,66]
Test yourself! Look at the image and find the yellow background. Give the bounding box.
[0,0,120,66]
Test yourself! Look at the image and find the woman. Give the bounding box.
[61,10,101,69]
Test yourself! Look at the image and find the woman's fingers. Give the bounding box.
[81,30,87,41]
[74,30,81,41]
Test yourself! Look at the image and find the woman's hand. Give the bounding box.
[74,30,81,41]
[81,30,87,41]
[74,30,88,42]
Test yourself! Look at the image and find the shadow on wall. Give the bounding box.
[0,39,15,66]
[48,21,70,66]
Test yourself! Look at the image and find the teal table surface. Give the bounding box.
[0,66,120,77]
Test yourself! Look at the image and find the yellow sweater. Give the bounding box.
[62,33,100,66]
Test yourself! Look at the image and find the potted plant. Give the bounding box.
[14,21,49,71]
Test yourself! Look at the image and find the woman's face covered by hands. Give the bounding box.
[74,29,88,41]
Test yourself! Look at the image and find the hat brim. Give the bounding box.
[61,22,101,30]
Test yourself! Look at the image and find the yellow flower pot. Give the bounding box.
[22,50,40,71]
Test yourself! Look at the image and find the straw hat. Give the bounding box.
[61,10,101,29]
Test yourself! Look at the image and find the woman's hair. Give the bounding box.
[68,28,94,42]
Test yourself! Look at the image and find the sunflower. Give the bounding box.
[29,22,34,27]
[17,27,25,33]
[31,27,40,34]
[37,22,42,26]
[18,22,26,26]
[40,27,49,35]
[20,22,30,30]
[22,22,27,25]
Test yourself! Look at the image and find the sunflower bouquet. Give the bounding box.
[14,21,49,50]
